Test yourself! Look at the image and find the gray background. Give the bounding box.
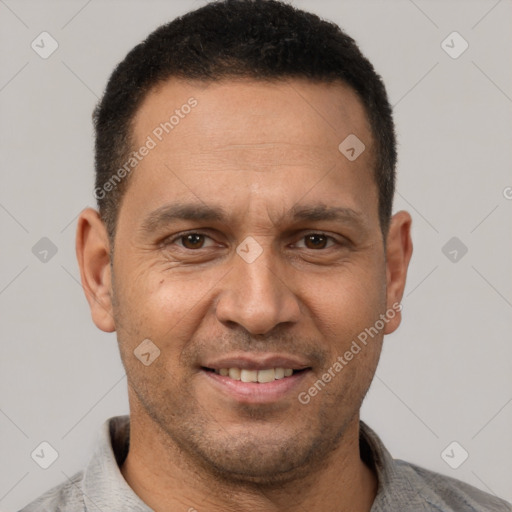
[1,0,511,510]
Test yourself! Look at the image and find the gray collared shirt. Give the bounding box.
[19,415,511,511]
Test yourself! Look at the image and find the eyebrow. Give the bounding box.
[288,203,365,226]
[140,201,366,234]
[140,202,226,234]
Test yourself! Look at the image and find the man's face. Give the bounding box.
[102,78,402,482]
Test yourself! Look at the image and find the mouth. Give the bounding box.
[202,366,308,383]
[199,365,312,403]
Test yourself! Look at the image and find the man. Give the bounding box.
[20,0,511,511]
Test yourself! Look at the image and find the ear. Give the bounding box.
[75,208,116,332]
[383,210,413,335]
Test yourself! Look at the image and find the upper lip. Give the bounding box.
[201,353,311,371]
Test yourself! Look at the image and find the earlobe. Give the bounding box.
[383,210,413,335]
[75,208,116,333]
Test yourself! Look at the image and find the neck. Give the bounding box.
[120,410,378,512]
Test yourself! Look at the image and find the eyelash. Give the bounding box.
[164,231,341,250]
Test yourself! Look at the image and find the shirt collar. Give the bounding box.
[360,421,451,511]
[81,415,151,511]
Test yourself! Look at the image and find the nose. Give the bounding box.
[215,244,301,335]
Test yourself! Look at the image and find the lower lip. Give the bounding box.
[201,369,310,403]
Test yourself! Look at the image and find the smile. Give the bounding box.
[201,366,311,402]
[210,367,296,382]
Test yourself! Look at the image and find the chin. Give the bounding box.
[185,427,335,487]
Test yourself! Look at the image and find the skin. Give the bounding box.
[76,78,412,512]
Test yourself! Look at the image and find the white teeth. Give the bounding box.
[274,368,285,379]
[257,368,275,383]
[228,368,241,380]
[241,369,258,382]
[214,367,297,382]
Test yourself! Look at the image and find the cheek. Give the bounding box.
[114,264,216,353]
[305,259,387,343]
[112,272,207,395]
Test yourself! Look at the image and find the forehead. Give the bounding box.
[122,77,378,230]
[133,77,371,151]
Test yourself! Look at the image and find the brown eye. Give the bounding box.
[181,233,205,249]
[304,234,328,249]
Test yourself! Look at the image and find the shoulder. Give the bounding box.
[359,421,511,512]
[395,459,512,512]
[18,470,85,512]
